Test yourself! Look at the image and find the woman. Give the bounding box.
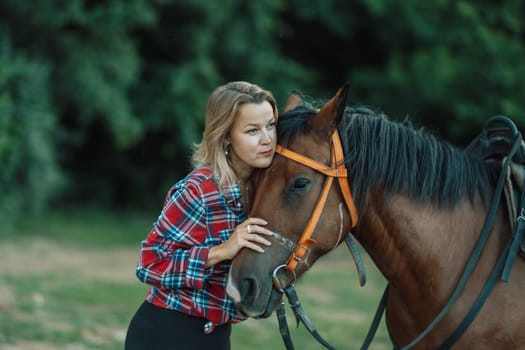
[125,81,278,350]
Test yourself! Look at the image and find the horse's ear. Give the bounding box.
[283,90,305,112]
[316,83,350,132]
[335,83,350,122]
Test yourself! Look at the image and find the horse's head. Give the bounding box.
[227,84,356,318]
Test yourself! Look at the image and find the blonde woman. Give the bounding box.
[125,82,277,350]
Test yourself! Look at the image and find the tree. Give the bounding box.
[0,37,62,224]
[0,0,313,222]
[277,0,525,143]
[1,0,524,225]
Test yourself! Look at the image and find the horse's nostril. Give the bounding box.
[239,276,258,305]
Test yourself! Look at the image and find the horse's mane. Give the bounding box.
[278,105,500,208]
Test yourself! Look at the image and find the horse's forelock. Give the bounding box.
[277,106,316,146]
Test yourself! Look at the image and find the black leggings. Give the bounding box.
[125,301,232,350]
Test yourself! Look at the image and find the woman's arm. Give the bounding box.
[135,182,210,290]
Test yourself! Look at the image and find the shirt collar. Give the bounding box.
[221,182,242,204]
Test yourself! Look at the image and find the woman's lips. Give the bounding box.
[259,150,274,157]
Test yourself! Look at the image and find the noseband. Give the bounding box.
[273,130,358,275]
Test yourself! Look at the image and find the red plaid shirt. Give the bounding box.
[135,166,247,333]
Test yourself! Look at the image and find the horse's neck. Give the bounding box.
[358,193,491,299]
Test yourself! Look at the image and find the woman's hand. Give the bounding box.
[206,218,273,267]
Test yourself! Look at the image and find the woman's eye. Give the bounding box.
[247,129,257,135]
[267,122,276,130]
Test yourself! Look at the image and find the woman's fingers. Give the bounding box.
[246,230,272,247]
[243,231,272,252]
[247,217,267,226]
[244,217,273,237]
[234,217,274,253]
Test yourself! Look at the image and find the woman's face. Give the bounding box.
[227,101,277,180]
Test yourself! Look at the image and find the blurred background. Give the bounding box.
[2,0,525,221]
[1,1,524,349]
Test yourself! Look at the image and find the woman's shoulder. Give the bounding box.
[172,165,217,195]
[185,165,215,185]
[167,165,240,207]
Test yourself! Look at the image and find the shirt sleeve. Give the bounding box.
[135,181,211,290]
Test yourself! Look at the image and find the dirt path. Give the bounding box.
[1,238,139,282]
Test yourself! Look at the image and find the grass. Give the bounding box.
[0,209,391,349]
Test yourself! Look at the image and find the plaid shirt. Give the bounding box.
[136,165,247,333]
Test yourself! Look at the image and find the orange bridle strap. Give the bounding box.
[275,130,358,271]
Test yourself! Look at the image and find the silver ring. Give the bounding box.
[247,224,251,234]
[272,264,296,292]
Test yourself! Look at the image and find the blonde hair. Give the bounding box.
[192,81,277,188]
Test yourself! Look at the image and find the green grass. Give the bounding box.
[0,209,391,349]
[5,208,153,247]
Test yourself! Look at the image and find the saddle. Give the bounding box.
[465,115,525,259]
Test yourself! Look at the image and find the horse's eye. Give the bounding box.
[291,178,310,192]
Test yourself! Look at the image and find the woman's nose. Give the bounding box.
[260,130,272,144]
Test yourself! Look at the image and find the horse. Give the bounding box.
[226,84,525,349]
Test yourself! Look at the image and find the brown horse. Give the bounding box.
[226,85,525,349]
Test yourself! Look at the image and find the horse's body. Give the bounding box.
[226,86,525,349]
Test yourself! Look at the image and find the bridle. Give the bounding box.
[268,129,361,350]
[272,129,358,284]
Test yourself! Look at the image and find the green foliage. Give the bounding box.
[273,0,525,142]
[0,0,524,221]
[346,0,525,142]
[0,36,63,224]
